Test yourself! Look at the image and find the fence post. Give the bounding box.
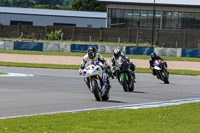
[32,33,35,42]
[89,36,92,45]
[128,28,131,43]
[72,26,76,41]
[45,26,48,40]
[118,37,120,46]
[18,24,21,38]
[136,21,140,47]
[99,28,103,42]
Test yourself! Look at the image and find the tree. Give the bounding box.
[72,0,106,12]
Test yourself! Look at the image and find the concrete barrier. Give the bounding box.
[126,47,154,55]
[182,49,200,57]
[0,41,4,49]
[43,42,60,52]
[154,48,182,57]
[14,41,43,51]
[98,45,124,54]
[4,40,14,50]
[59,43,71,52]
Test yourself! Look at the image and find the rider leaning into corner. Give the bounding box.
[149,52,168,75]
[79,46,113,90]
[111,48,136,80]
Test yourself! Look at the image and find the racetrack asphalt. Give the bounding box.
[0,66,199,119]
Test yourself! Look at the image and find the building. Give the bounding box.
[97,0,200,29]
[0,7,106,28]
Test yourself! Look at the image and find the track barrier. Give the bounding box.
[0,40,200,57]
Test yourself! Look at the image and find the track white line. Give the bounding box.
[0,73,34,77]
[0,97,200,120]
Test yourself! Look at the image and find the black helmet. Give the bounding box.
[88,47,97,59]
[151,53,157,58]
[113,48,121,59]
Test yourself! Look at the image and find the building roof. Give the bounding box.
[0,7,106,19]
[97,0,200,7]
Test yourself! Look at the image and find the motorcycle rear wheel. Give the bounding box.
[91,80,101,101]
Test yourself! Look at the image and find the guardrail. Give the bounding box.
[0,40,200,58]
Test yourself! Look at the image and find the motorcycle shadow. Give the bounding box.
[98,100,127,103]
[132,91,148,94]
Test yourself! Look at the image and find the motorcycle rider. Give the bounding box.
[111,48,136,80]
[149,52,168,76]
[79,46,113,89]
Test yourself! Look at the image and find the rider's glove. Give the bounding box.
[79,68,83,75]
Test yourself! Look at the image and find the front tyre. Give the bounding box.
[101,90,109,101]
[162,71,169,84]
[129,83,134,92]
[91,80,101,101]
[121,75,128,92]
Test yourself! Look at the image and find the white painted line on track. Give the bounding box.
[0,97,200,120]
[0,73,34,77]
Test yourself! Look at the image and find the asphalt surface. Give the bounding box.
[0,66,200,118]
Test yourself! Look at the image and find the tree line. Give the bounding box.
[0,0,106,12]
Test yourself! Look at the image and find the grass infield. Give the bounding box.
[0,103,199,133]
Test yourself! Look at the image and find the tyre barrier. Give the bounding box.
[0,40,200,57]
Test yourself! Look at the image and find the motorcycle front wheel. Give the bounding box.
[91,80,101,101]
[101,90,109,101]
[120,75,129,92]
[129,83,134,92]
[162,71,169,84]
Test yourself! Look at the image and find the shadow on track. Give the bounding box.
[100,100,127,103]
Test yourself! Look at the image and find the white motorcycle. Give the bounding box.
[153,60,169,84]
[80,61,110,101]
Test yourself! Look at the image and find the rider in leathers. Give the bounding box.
[80,47,112,90]
[111,48,136,80]
[149,52,168,76]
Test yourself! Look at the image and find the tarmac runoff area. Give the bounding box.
[0,53,200,71]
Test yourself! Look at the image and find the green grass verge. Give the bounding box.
[0,49,200,62]
[0,62,200,76]
[0,72,6,75]
[0,103,199,133]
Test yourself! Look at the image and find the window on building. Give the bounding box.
[110,9,118,28]
[108,9,112,28]
[179,12,187,29]
[10,21,33,25]
[54,23,76,27]
[171,12,179,29]
[87,24,92,28]
[116,9,125,28]
[155,11,161,29]
[148,11,153,29]
[163,11,171,29]
[124,9,133,28]
[133,10,140,27]
[186,12,195,29]
[141,10,148,28]
[195,13,200,28]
